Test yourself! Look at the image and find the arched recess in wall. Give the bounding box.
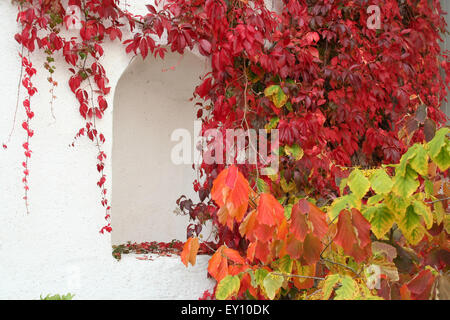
[112,50,208,245]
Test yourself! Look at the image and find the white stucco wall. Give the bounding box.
[112,52,209,244]
[0,1,214,299]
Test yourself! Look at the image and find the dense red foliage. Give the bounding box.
[7,1,449,250]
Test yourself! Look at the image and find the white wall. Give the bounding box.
[112,52,208,244]
[0,0,213,299]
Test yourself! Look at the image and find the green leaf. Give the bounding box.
[285,144,304,161]
[256,178,269,193]
[396,145,420,176]
[412,200,433,229]
[264,85,288,108]
[367,193,384,206]
[347,169,370,199]
[265,117,280,132]
[424,179,434,197]
[407,226,425,245]
[409,144,429,176]
[370,169,393,194]
[216,275,241,300]
[40,293,74,300]
[339,178,348,195]
[432,145,450,172]
[284,203,293,220]
[328,194,359,221]
[334,276,358,300]
[254,268,269,287]
[427,127,449,158]
[276,255,293,274]
[322,274,341,300]
[398,205,423,244]
[364,204,395,239]
[385,193,408,216]
[392,167,419,198]
[263,273,284,300]
[427,128,450,172]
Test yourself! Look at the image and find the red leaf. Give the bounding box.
[350,208,371,248]
[307,203,329,238]
[199,39,212,55]
[333,210,357,256]
[290,203,309,241]
[405,270,435,300]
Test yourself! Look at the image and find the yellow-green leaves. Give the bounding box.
[347,169,370,199]
[284,144,304,161]
[328,194,359,221]
[334,276,358,300]
[276,255,293,274]
[322,274,340,300]
[363,204,395,239]
[216,275,240,300]
[321,274,358,300]
[263,273,284,300]
[427,127,450,171]
[409,144,429,176]
[412,200,433,229]
[264,85,288,109]
[392,167,420,198]
[327,132,449,247]
[370,169,393,194]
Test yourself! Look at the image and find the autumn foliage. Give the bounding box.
[6,0,450,300]
[183,129,449,299]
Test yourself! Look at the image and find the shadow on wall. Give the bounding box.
[111,50,208,245]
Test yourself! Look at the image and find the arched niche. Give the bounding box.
[111,50,207,244]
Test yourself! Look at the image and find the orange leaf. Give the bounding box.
[208,246,228,282]
[239,210,257,239]
[285,235,303,260]
[302,233,322,265]
[247,242,256,263]
[181,237,200,267]
[223,247,246,264]
[257,193,284,227]
[293,263,316,290]
[290,202,309,241]
[276,219,289,240]
[254,221,275,243]
[211,165,250,227]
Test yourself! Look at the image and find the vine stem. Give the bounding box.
[425,197,449,204]
[4,23,25,146]
[271,272,325,281]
